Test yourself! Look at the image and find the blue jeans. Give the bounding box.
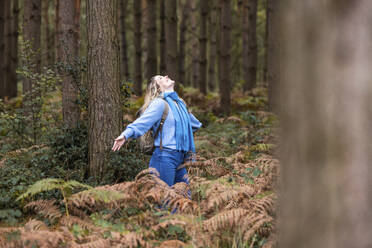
[149,147,190,187]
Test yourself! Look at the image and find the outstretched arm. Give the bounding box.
[112,99,165,151]
[189,112,202,132]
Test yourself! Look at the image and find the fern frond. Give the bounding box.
[24,219,48,231]
[116,232,150,248]
[25,200,62,221]
[203,208,249,232]
[6,230,66,248]
[171,182,190,198]
[243,215,274,241]
[16,178,91,201]
[59,215,96,230]
[17,178,65,201]
[73,238,111,248]
[250,143,275,153]
[69,188,126,210]
[251,194,276,216]
[153,219,187,231]
[159,240,186,248]
[167,196,199,214]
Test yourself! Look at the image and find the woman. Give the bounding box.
[112,75,202,189]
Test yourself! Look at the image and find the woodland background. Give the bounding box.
[1,0,372,247]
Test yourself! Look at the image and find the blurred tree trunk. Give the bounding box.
[267,0,279,112]
[0,0,4,99]
[242,0,257,92]
[42,0,51,67]
[133,0,142,94]
[55,0,60,60]
[23,0,42,95]
[119,0,129,82]
[263,0,268,83]
[165,0,178,82]
[87,0,121,179]
[4,0,12,98]
[219,0,231,115]
[145,0,157,82]
[159,0,166,75]
[9,0,19,98]
[279,1,372,247]
[58,0,80,128]
[198,0,208,95]
[178,0,190,86]
[208,0,218,92]
[190,0,198,88]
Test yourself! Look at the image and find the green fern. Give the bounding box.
[17,178,92,216]
[250,144,275,153]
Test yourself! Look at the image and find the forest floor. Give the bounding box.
[0,86,279,247]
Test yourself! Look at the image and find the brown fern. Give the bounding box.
[25,200,62,221]
[159,240,186,248]
[202,208,249,232]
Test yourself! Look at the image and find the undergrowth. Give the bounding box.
[0,86,279,247]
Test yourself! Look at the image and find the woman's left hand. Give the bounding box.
[112,136,126,152]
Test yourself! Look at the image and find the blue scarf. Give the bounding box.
[163,92,195,153]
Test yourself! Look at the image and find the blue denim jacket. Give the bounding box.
[119,98,202,150]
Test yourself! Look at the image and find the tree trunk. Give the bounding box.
[0,0,5,99]
[58,0,80,128]
[133,0,142,94]
[9,0,19,98]
[219,0,231,115]
[242,0,258,92]
[119,0,129,82]
[42,0,50,67]
[267,0,279,112]
[4,0,12,98]
[87,0,121,179]
[165,0,178,82]
[190,0,198,88]
[263,0,268,83]
[279,1,372,247]
[198,0,208,95]
[208,0,218,92]
[23,0,42,95]
[145,0,157,82]
[178,0,190,86]
[159,0,166,75]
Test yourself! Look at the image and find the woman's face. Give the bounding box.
[156,75,175,92]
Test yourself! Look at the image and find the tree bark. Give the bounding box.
[267,0,279,112]
[208,0,218,92]
[4,0,12,98]
[279,1,372,247]
[42,0,50,67]
[119,0,129,82]
[9,0,19,98]
[159,0,166,75]
[23,0,42,95]
[0,0,5,99]
[242,0,258,92]
[178,0,190,86]
[58,0,80,128]
[219,0,231,115]
[165,0,178,82]
[190,0,198,88]
[263,0,268,83]
[145,0,157,82]
[198,0,208,95]
[87,0,121,179]
[133,0,142,94]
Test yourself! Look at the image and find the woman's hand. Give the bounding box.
[112,136,126,151]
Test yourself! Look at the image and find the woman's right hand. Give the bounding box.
[112,136,126,151]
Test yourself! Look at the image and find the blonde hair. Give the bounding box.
[139,76,162,114]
